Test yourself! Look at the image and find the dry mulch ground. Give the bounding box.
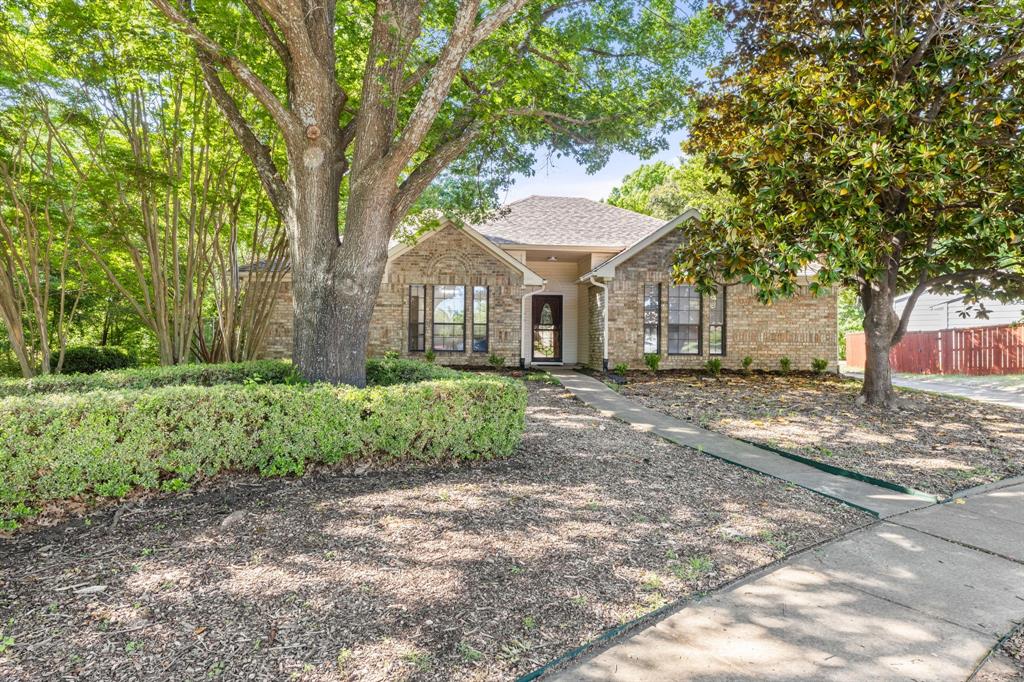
[0,382,866,681]
[622,371,1024,498]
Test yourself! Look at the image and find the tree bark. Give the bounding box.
[859,280,899,407]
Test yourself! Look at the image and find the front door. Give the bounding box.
[532,295,562,362]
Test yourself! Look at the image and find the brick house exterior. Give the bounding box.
[254,197,837,371]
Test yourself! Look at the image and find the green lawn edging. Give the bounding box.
[734,437,939,502]
[0,359,526,528]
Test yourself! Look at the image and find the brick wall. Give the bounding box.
[594,228,838,371]
[257,225,534,366]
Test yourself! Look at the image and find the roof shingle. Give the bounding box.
[474,195,664,248]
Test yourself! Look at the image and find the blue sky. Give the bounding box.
[501,129,687,203]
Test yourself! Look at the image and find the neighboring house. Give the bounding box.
[894,291,1024,331]
[255,196,837,370]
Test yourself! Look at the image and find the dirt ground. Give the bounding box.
[0,382,866,681]
[622,371,1024,498]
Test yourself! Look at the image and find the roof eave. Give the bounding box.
[576,208,702,283]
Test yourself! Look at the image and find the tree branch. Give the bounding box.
[150,0,300,139]
[392,119,483,221]
[195,49,290,215]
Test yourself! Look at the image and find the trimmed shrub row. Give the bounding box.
[0,360,302,397]
[0,370,527,528]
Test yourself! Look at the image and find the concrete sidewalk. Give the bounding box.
[842,369,1024,410]
[549,369,933,518]
[552,477,1024,681]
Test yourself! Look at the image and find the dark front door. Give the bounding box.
[532,295,562,362]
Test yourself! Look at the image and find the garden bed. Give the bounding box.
[0,382,867,681]
[621,371,1024,497]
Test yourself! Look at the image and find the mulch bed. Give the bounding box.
[0,382,866,681]
[621,371,1024,498]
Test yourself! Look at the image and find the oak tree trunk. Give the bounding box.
[285,139,394,388]
[860,282,899,407]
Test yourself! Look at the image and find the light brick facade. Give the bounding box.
[259,225,536,366]
[592,228,838,371]
[256,217,836,372]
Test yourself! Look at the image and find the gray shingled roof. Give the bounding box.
[474,195,664,248]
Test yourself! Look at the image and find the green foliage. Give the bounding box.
[812,358,829,374]
[608,155,734,220]
[423,349,436,364]
[837,288,864,359]
[779,357,791,374]
[364,357,460,386]
[487,353,505,369]
[612,362,629,375]
[678,1,1024,315]
[741,356,753,372]
[705,358,722,377]
[0,360,302,397]
[60,346,137,375]
[644,353,660,371]
[0,361,526,527]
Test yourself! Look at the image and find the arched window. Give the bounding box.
[539,303,554,326]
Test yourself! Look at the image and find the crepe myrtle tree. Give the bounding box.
[675,0,1024,407]
[149,0,721,386]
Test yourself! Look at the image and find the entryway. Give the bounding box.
[532,295,562,363]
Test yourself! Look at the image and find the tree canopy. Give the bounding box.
[606,154,732,219]
[675,0,1024,404]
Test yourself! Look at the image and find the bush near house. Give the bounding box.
[0,359,526,528]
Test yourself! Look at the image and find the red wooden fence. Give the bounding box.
[846,324,1024,375]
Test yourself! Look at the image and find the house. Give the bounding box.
[894,290,1024,332]
[257,196,837,370]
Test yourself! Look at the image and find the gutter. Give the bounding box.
[584,276,609,371]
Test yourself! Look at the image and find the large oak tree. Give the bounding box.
[150,0,721,385]
[677,0,1024,406]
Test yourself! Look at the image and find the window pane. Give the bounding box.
[667,284,701,354]
[709,284,726,355]
[643,284,660,354]
[472,286,488,352]
[433,285,465,351]
[408,285,425,352]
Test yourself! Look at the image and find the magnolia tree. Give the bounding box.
[150,0,721,385]
[677,0,1024,406]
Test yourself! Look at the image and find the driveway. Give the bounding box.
[842,368,1024,410]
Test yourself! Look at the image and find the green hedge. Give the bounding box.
[0,360,301,397]
[0,364,527,528]
[61,346,137,374]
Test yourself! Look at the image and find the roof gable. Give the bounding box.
[579,209,700,281]
[387,222,544,285]
[474,195,664,248]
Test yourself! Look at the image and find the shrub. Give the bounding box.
[812,358,829,374]
[365,357,459,386]
[0,360,302,398]
[0,363,526,528]
[60,346,137,374]
[612,362,629,375]
[779,357,792,374]
[644,353,660,371]
[488,353,505,368]
[424,349,436,363]
[741,356,753,372]
[705,358,722,377]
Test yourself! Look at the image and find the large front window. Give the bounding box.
[643,284,660,354]
[668,284,701,354]
[432,285,465,352]
[472,286,488,352]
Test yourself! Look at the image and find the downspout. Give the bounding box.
[521,282,546,368]
[585,276,609,371]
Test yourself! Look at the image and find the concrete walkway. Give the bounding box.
[843,370,1024,410]
[552,476,1024,681]
[550,369,933,518]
